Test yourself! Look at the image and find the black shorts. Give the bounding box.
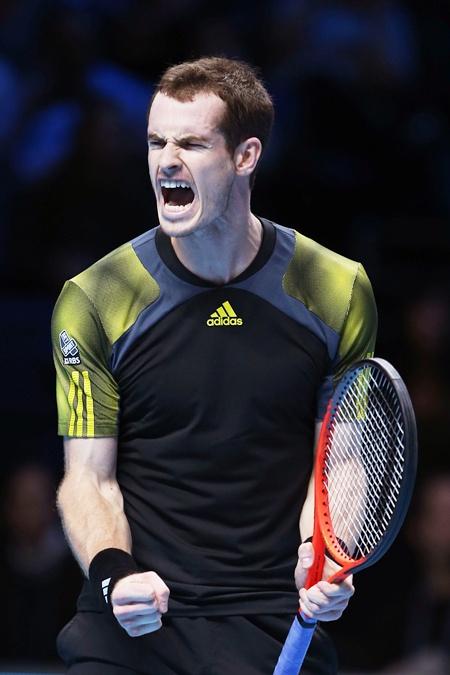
[57,610,338,675]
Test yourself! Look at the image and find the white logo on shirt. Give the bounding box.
[59,330,81,365]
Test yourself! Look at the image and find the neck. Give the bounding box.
[171,212,263,284]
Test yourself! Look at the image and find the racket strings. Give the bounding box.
[325,449,388,557]
[327,371,404,556]
[324,366,406,560]
[325,430,382,555]
[326,375,391,550]
[334,381,403,555]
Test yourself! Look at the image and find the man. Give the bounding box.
[52,57,377,674]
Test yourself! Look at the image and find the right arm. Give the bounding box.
[57,436,169,635]
[53,280,169,635]
[57,436,131,575]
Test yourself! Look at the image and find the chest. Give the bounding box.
[115,288,328,435]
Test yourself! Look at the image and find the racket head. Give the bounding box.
[315,357,418,577]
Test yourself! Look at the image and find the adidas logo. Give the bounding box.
[101,577,111,604]
[207,300,243,326]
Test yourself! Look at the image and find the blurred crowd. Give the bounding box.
[0,0,449,672]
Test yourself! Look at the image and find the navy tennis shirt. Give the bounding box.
[52,218,377,615]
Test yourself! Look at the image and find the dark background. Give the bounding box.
[0,1,449,672]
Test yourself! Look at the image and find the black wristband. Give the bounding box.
[302,535,334,562]
[88,548,140,610]
[303,535,350,561]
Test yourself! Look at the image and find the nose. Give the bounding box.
[159,141,181,175]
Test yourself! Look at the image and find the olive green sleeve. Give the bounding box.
[51,280,119,437]
[334,263,378,384]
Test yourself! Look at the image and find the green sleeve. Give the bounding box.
[51,280,119,437]
[334,263,378,383]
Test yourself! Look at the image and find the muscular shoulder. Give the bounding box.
[60,235,160,346]
[282,230,371,336]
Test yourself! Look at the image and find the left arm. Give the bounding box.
[295,261,377,620]
[295,422,355,621]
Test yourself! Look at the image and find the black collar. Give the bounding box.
[155,217,276,287]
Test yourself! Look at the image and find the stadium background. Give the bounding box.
[0,1,449,673]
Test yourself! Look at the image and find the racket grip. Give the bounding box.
[273,614,317,675]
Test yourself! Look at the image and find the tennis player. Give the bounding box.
[52,57,377,674]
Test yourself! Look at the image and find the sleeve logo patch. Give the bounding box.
[59,330,81,365]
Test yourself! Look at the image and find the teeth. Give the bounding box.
[160,180,191,189]
[165,203,191,211]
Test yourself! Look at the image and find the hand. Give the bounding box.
[111,571,170,636]
[294,541,354,622]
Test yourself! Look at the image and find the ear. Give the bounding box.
[233,137,262,177]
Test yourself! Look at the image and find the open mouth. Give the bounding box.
[161,180,195,209]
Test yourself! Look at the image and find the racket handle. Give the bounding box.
[273,614,317,675]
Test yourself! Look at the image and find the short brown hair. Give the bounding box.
[151,56,274,184]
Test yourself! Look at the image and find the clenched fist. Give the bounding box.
[111,571,170,636]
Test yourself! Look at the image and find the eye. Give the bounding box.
[181,141,204,150]
[148,139,165,149]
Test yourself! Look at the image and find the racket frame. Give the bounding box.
[307,357,418,587]
[274,357,418,674]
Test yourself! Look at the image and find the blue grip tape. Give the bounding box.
[273,615,317,674]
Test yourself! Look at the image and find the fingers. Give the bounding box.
[112,582,157,604]
[113,599,163,636]
[114,609,162,637]
[316,578,355,598]
[112,571,170,613]
[111,571,170,637]
[299,579,355,622]
[144,571,170,614]
[294,542,314,590]
[113,601,158,618]
[297,542,314,568]
[295,541,355,622]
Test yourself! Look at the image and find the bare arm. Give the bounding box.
[57,436,169,635]
[57,436,132,576]
[299,421,321,542]
[296,421,355,621]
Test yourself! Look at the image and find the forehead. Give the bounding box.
[148,92,226,137]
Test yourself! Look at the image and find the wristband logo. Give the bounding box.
[207,301,243,326]
[59,330,81,365]
[102,577,111,604]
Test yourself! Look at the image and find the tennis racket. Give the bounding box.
[273,357,418,675]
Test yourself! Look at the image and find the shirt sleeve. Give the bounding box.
[334,263,378,382]
[51,280,120,437]
[316,263,378,419]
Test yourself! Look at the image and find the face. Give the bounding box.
[147,92,237,238]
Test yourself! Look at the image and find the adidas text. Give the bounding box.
[206,317,244,327]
